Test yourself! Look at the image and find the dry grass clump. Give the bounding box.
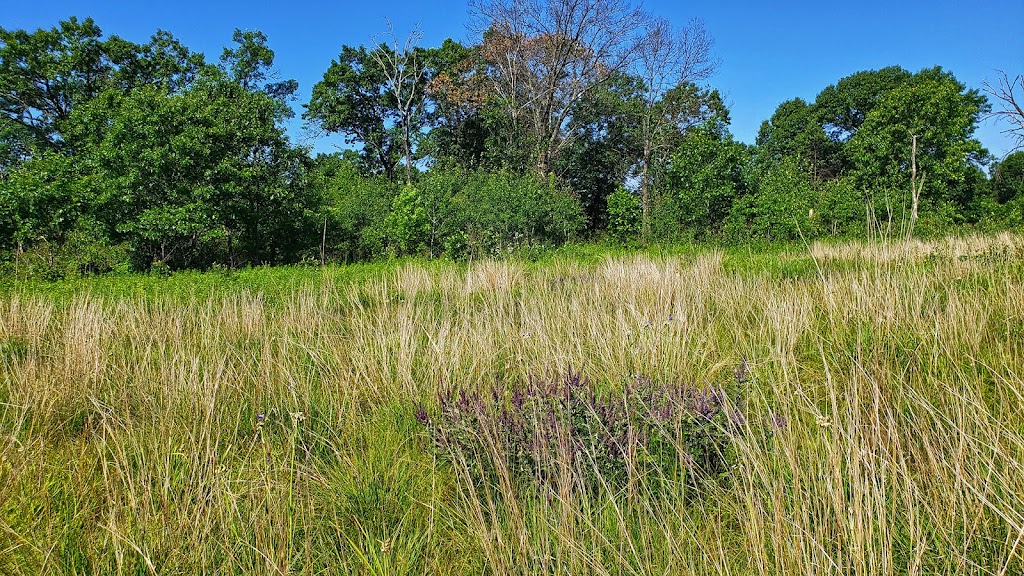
[808,230,1024,264]
[1,233,1023,574]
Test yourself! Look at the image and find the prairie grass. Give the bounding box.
[1,234,1023,574]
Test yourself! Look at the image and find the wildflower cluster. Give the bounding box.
[416,368,747,495]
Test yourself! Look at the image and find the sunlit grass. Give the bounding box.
[1,233,1023,574]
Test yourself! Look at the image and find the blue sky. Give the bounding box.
[4,0,1022,158]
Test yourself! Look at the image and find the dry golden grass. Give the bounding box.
[1,234,1022,574]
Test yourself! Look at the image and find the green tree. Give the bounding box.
[306,43,423,181]
[219,29,298,116]
[0,17,111,151]
[660,119,749,238]
[815,176,865,236]
[386,185,429,255]
[846,67,989,231]
[605,187,641,242]
[0,18,206,156]
[756,98,841,182]
[1,20,316,271]
[0,121,32,177]
[47,30,311,268]
[439,170,585,257]
[311,153,396,261]
[109,29,206,94]
[727,158,816,242]
[991,151,1024,204]
[813,66,914,142]
[0,151,88,252]
[558,73,644,230]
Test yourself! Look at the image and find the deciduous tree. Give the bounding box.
[846,67,989,231]
[0,17,112,151]
[633,17,718,236]
[756,97,841,182]
[469,0,653,175]
[305,45,403,180]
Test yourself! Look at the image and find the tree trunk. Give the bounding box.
[908,134,924,239]
[321,217,328,266]
[403,120,413,185]
[640,142,652,240]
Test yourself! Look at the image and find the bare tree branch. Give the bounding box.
[634,17,718,236]
[370,21,427,185]
[470,0,654,174]
[983,70,1024,155]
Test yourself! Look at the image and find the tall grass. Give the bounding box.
[1,233,1022,574]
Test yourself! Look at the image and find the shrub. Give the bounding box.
[659,121,750,239]
[419,169,586,258]
[2,218,130,281]
[416,368,746,497]
[728,159,816,242]
[385,185,429,256]
[315,158,397,262]
[992,152,1024,205]
[605,187,641,242]
[816,176,865,236]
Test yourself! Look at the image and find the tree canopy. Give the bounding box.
[0,8,1017,278]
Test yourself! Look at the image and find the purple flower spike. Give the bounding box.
[770,413,788,430]
[414,404,430,426]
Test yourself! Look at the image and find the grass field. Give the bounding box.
[2,233,1024,575]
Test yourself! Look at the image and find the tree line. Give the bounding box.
[1,0,1022,278]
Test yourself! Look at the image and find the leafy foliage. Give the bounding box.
[420,169,586,257]
[991,151,1024,204]
[605,187,641,242]
[658,120,749,239]
[386,185,430,256]
[730,158,817,242]
[0,15,1019,278]
[756,98,841,182]
[305,45,404,181]
[846,68,989,211]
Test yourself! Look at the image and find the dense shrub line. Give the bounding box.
[2,17,1022,280]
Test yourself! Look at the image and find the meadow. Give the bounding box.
[1,233,1023,575]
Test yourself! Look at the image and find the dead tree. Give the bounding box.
[983,70,1024,154]
[634,17,718,238]
[371,22,427,185]
[470,0,652,175]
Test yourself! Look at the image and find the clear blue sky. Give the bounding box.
[4,0,1022,158]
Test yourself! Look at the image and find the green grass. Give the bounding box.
[1,233,1023,574]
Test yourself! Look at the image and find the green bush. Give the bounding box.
[816,177,865,236]
[2,218,129,281]
[315,157,397,262]
[605,187,641,242]
[728,159,816,242]
[311,165,586,262]
[385,185,430,256]
[419,169,586,258]
[659,121,750,240]
[992,152,1024,205]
